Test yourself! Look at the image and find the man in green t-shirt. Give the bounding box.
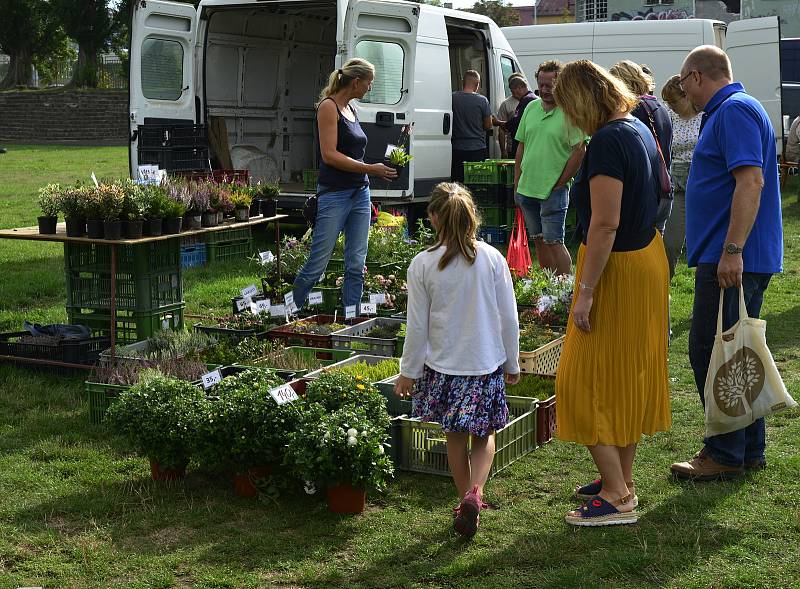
[514,60,587,275]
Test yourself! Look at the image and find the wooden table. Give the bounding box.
[0,214,288,364]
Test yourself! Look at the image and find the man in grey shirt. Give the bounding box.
[451,70,492,182]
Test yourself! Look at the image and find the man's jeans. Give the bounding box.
[292,185,371,308]
[688,264,772,466]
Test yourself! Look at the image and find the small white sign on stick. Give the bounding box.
[270,383,299,405]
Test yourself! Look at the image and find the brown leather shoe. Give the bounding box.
[670,449,744,481]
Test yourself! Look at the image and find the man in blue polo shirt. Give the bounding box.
[671,46,783,481]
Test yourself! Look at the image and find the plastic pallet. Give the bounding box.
[478,225,508,245]
[65,268,183,312]
[463,161,502,185]
[519,335,565,376]
[537,395,556,445]
[181,243,207,269]
[68,304,185,344]
[392,396,538,477]
[206,239,253,263]
[0,331,109,366]
[204,226,253,245]
[329,318,404,357]
[64,241,180,275]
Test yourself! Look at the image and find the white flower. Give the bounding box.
[360,430,368,437]
[347,435,358,447]
[536,294,557,313]
[304,481,317,495]
[323,431,330,441]
[378,445,385,455]
[346,428,358,438]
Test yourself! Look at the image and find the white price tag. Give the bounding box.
[161,319,170,330]
[270,304,286,317]
[369,293,388,305]
[308,291,323,305]
[255,299,270,314]
[287,301,299,315]
[360,302,377,315]
[345,305,356,319]
[259,251,275,264]
[241,284,258,298]
[270,383,299,405]
[384,143,398,158]
[201,369,222,389]
[284,292,294,307]
[235,297,248,312]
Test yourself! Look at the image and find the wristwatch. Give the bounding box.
[725,242,744,255]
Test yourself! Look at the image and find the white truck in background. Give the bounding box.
[503,17,783,147]
[128,0,525,204]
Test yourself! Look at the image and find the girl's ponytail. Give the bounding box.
[426,182,481,270]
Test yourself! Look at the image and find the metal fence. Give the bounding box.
[0,53,127,89]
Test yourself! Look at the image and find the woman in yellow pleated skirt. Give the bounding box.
[552,60,671,527]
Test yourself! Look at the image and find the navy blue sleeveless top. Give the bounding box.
[316,97,369,189]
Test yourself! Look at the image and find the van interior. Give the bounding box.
[201,3,492,188]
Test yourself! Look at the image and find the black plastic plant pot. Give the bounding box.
[186,214,202,230]
[262,199,277,218]
[126,219,144,239]
[86,219,104,239]
[103,219,122,240]
[64,217,86,237]
[145,217,163,237]
[201,212,218,227]
[386,161,404,180]
[37,216,57,234]
[163,216,183,234]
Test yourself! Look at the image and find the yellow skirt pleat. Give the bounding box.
[555,233,671,446]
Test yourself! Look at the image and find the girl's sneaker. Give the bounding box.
[453,485,482,538]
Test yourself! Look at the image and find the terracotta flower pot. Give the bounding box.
[38,216,57,234]
[150,459,187,481]
[232,466,271,498]
[326,484,366,514]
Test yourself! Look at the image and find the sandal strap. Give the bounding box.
[577,494,633,518]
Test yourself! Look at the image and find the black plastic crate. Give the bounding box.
[138,124,208,149]
[137,147,210,172]
[466,184,503,207]
[0,331,110,366]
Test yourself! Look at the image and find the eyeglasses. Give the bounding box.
[679,70,698,91]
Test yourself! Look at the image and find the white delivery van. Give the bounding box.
[129,0,523,202]
[503,17,782,146]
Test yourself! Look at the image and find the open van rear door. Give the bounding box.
[344,0,419,199]
[727,16,782,146]
[129,0,199,178]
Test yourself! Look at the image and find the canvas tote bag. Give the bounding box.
[704,286,797,437]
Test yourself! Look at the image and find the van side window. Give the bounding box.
[142,38,184,101]
[500,56,516,98]
[355,40,404,105]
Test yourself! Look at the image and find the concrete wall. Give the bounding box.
[0,90,128,144]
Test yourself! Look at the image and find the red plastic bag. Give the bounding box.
[506,206,532,277]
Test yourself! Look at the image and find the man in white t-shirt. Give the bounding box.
[496,74,523,158]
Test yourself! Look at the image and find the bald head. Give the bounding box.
[683,45,732,82]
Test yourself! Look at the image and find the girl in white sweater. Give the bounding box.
[394,183,520,538]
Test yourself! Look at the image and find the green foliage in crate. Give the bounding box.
[305,372,388,424]
[363,323,403,339]
[251,347,327,372]
[106,374,205,469]
[285,319,345,336]
[285,403,393,491]
[328,359,400,384]
[199,336,275,366]
[210,313,280,332]
[194,368,294,471]
[519,324,562,352]
[507,374,555,399]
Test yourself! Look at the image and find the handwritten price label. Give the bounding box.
[360,302,377,315]
[201,369,222,389]
[259,251,274,264]
[369,293,387,305]
[255,299,270,314]
[345,305,356,319]
[235,297,248,313]
[241,284,258,298]
[270,383,299,405]
[270,304,286,317]
[308,291,323,305]
[284,292,294,306]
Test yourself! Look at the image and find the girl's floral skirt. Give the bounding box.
[412,365,508,437]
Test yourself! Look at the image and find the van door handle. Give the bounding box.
[376,112,394,127]
[443,113,451,135]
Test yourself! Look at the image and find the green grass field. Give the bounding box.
[0,144,798,589]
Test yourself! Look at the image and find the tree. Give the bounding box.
[0,0,67,89]
[469,0,520,27]
[51,0,115,88]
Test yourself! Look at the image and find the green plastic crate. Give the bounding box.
[303,169,318,192]
[391,396,538,477]
[249,346,353,371]
[65,269,183,312]
[463,160,502,185]
[330,318,404,357]
[85,381,129,424]
[64,241,180,275]
[68,303,185,344]
[479,205,506,227]
[376,376,412,416]
[204,226,252,244]
[206,239,253,262]
[304,354,399,382]
[466,184,503,207]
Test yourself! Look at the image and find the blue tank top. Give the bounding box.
[316,97,369,189]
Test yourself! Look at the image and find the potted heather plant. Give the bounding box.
[163,198,186,234]
[231,190,252,222]
[216,187,234,222]
[121,181,146,239]
[105,374,205,481]
[84,186,105,239]
[99,183,125,240]
[202,183,219,227]
[187,181,210,229]
[37,183,62,234]
[61,185,88,237]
